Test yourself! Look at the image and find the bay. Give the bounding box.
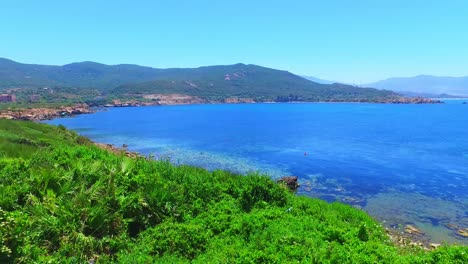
[45,102,468,244]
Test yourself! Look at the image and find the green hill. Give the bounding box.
[0,58,159,89]
[113,63,396,102]
[0,119,466,263]
[0,58,397,103]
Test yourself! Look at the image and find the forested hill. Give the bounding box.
[0,58,397,102]
[0,58,160,89]
[112,64,396,101]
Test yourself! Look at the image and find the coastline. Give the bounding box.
[88,139,456,250]
[2,105,465,249]
[0,96,442,122]
[0,103,94,121]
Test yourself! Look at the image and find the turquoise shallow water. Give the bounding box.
[45,102,468,244]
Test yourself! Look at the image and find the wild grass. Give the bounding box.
[0,119,466,263]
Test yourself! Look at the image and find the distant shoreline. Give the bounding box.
[0,97,445,121]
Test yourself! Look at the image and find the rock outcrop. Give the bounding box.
[94,143,140,158]
[404,224,425,235]
[224,97,256,103]
[383,97,442,104]
[277,176,300,191]
[457,228,468,237]
[141,94,205,105]
[0,104,93,121]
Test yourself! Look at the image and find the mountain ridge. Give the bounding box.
[0,58,398,103]
[300,75,337,85]
[366,75,468,96]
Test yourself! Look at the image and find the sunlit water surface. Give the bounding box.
[45,102,468,244]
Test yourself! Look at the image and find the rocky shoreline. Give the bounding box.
[0,96,442,121]
[264,175,463,250]
[0,103,93,121]
[103,95,442,107]
[1,102,457,251]
[94,142,141,158]
[382,97,442,104]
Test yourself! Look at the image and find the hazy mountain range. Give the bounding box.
[302,73,468,97]
[300,75,336,85]
[365,75,468,97]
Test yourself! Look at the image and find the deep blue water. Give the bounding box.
[45,102,468,244]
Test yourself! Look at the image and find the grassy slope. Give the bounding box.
[0,119,90,158]
[0,120,466,263]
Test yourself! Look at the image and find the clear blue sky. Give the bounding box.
[2,0,468,83]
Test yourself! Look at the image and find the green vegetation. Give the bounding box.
[0,58,158,90]
[0,119,90,158]
[0,120,466,263]
[0,86,105,110]
[112,64,395,102]
[4,86,102,105]
[0,58,397,105]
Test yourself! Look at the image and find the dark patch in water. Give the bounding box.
[425,217,440,226]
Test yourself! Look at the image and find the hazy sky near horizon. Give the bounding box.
[2,0,468,83]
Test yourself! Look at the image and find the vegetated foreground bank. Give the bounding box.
[0,120,466,263]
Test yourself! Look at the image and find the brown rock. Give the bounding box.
[457,228,468,237]
[404,224,425,235]
[430,243,441,249]
[0,103,93,121]
[446,223,459,230]
[277,176,300,190]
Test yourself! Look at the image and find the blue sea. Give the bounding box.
[45,102,468,244]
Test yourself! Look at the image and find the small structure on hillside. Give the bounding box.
[0,94,16,103]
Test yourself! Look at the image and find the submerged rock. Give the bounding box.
[342,196,364,204]
[446,223,459,230]
[277,176,300,191]
[457,228,468,237]
[405,224,425,235]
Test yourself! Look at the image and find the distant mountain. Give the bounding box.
[0,58,396,102]
[366,75,468,96]
[0,58,160,89]
[300,75,336,85]
[397,91,464,98]
[113,64,396,101]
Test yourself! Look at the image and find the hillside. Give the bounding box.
[0,58,397,103]
[366,75,468,96]
[0,58,159,89]
[0,119,467,263]
[112,64,396,102]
